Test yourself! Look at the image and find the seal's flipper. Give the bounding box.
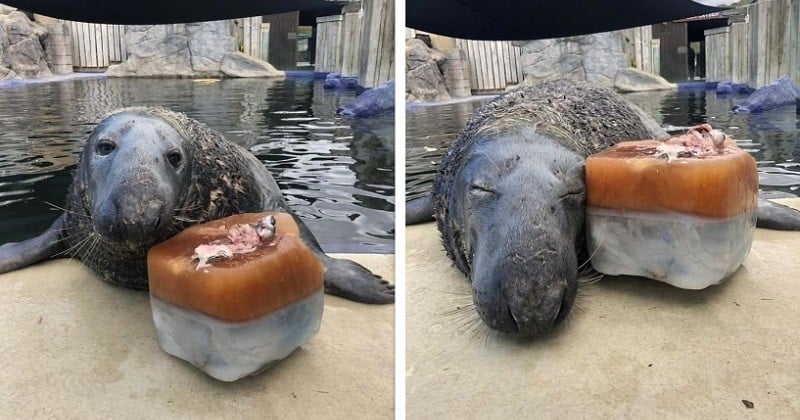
[406,195,435,225]
[757,199,800,230]
[0,214,66,273]
[288,212,394,304]
[322,257,394,304]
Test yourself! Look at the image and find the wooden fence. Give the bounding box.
[339,7,362,77]
[747,0,800,88]
[315,15,342,73]
[704,27,730,82]
[622,25,657,75]
[729,21,749,84]
[358,0,394,87]
[704,0,800,87]
[68,22,125,69]
[454,39,523,92]
[241,16,268,61]
[315,8,362,76]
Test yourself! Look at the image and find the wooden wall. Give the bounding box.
[339,7,362,77]
[314,6,363,77]
[704,26,729,83]
[747,0,800,88]
[358,0,394,87]
[241,17,262,59]
[702,0,800,87]
[622,26,656,74]
[315,15,342,73]
[454,39,522,93]
[729,21,749,84]
[68,22,125,69]
[263,11,299,71]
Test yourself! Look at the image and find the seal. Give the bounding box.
[0,106,393,304]
[407,79,800,338]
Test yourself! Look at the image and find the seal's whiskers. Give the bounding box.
[43,201,88,218]
[54,233,94,258]
[82,235,101,262]
[71,232,98,259]
[173,215,200,224]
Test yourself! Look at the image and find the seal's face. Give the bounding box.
[454,130,584,338]
[83,112,191,248]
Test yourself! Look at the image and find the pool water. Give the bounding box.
[406,89,800,200]
[0,77,394,253]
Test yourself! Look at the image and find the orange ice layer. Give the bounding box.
[586,126,758,218]
[147,212,324,322]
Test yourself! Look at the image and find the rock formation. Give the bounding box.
[220,52,283,78]
[0,11,52,80]
[614,67,675,92]
[733,76,800,113]
[338,79,395,117]
[107,21,282,78]
[518,30,674,93]
[518,31,627,88]
[406,38,450,102]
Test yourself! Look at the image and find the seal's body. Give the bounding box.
[407,80,800,337]
[0,107,393,304]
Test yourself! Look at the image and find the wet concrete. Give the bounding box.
[407,199,800,418]
[0,253,394,419]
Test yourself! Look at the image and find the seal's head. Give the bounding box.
[82,108,192,248]
[448,127,585,338]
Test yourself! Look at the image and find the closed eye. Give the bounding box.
[559,188,584,200]
[470,182,498,195]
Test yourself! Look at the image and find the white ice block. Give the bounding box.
[587,207,755,289]
[150,289,324,382]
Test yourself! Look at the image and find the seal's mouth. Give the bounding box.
[471,237,579,338]
[94,198,168,248]
[475,274,576,338]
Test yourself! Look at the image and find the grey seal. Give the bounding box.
[0,106,393,304]
[406,79,800,337]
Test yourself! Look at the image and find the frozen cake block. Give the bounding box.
[585,124,758,288]
[147,212,324,381]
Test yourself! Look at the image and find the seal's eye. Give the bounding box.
[469,182,497,196]
[166,150,182,168]
[96,139,116,156]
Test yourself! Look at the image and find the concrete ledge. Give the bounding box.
[0,254,394,418]
[407,199,800,418]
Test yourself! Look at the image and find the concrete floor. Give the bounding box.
[0,253,394,419]
[407,199,800,418]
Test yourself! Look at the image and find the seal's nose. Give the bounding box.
[95,190,165,245]
[114,195,165,243]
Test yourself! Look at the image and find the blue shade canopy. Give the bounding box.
[407,0,725,40]
[0,0,348,24]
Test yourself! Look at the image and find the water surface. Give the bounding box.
[0,77,394,253]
